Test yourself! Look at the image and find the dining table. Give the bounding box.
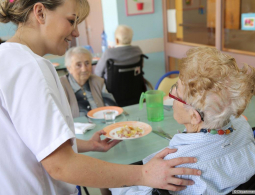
[74,97,255,165]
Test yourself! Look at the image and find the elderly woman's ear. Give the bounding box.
[189,109,202,125]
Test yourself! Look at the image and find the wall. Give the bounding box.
[101,0,119,45]
[101,0,165,87]
[85,0,105,53]
[117,0,164,41]
[0,22,16,40]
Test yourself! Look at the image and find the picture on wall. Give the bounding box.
[241,13,255,31]
[125,0,154,16]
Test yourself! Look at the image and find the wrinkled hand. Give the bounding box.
[142,148,201,191]
[89,130,122,152]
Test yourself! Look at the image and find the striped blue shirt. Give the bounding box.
[110,116,255,195]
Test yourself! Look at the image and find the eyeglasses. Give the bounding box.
[169,83,204,121]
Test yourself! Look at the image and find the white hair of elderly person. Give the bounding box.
[114,25,133,45]
[60,46,117,118]
[94,25,143,80]
[110,47,255,195]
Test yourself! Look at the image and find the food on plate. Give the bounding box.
[115,125,143,138]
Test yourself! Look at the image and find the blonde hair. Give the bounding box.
[0,0,89,25]
[115,25,133,45]
[65,46,92,68]
[179,47,255,129]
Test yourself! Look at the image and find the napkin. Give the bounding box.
[74,122,96,134]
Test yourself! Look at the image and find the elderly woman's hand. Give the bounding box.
[142,148,201,191]
[89,130,122,152]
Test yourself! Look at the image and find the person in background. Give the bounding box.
[60,47,116,118]
[94,25,143,80]
[0,0,201,194]
[110,47,255,195]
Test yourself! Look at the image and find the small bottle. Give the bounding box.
[101,30,108,53]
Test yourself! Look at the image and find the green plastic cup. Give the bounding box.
[139,90,165,122]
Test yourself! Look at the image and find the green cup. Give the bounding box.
[139,90,165,122]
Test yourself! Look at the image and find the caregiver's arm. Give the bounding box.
[41,141,201,191]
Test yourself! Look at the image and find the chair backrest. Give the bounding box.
[106,55,148,107]
[155,71,179,95]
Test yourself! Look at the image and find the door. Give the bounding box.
[75,0,105,54]
[85,0,105,53]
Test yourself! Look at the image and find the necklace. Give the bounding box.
[200,125,236,135]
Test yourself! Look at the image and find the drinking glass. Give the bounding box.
[104,111,116,125]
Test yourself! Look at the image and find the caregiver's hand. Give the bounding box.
[141,148,201,191]
[89,130,122,152]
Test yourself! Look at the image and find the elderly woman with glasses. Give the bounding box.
[60,47,117,118]
[110,47,255,195]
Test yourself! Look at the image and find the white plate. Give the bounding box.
[109,127,144,140]
[93,110,118,119]
[87,106,123,119]
[104,121,152,140]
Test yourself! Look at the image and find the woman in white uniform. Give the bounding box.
[0,0,201,194]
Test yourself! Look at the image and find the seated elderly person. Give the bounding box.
[110,47,255,195]
[60,47,116,118]
[94,25,143,80]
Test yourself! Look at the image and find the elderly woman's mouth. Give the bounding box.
[80,74,89,77]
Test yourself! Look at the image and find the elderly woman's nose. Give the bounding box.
[80,64,87,71]
[72,25,80,37]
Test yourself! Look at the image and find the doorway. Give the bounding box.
[75,0,105,54]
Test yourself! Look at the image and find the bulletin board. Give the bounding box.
[125,0,154,16]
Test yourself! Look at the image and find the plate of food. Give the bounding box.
[87,106,123,119]
[104,121,152,140]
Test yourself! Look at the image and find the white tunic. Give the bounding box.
[0,43,78,195]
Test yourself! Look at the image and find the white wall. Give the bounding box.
[101,0,165,87]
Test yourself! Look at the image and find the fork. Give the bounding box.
[122,110,130,121]
[123,110,129,116]
[158,127,173,139]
